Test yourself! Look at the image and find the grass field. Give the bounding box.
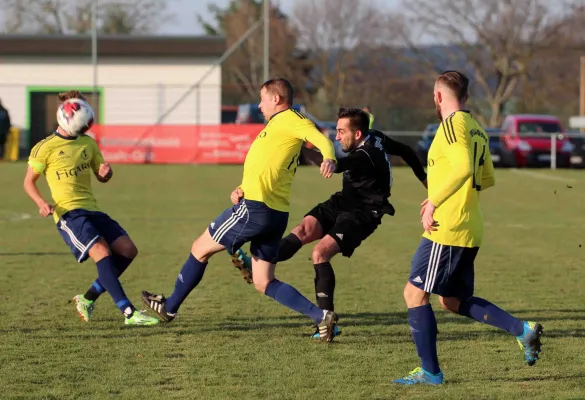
[1,163,585,400]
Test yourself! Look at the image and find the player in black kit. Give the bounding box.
[232,108,427,338]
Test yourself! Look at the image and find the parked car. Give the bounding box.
[415,123,439,166]
[498,114,573,168]
[416,123,502,167]
[566,129,585,168]
[221,105,238,123]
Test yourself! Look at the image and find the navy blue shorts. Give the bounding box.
[409,237,479,299]
[56,209,128,263]
[208,199,288,263]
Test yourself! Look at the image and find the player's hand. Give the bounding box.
[98,163,112,181]
[320,159,336,178]
[230,187,244,205]
[420,198,429,216]
[421,200,438,234]
[38,202,54,218]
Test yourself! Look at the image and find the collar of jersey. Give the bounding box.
[447,110,471,118]
[54,130,77,140]
[269,108,290,121]
[357,134,370,148]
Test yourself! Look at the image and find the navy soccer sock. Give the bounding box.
[408,304,441,375]
[165,254,208,314]
[458,297,525,337]
[85,255,134,302]
[277,234,303,262]
[96,256,135,317]
[265,279,325,324]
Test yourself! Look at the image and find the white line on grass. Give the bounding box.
[511,169,576,183]
[0,212,32,223]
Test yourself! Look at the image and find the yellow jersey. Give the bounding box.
[241,109,337,212]
[424,110,495,247]
[28,132,105,223]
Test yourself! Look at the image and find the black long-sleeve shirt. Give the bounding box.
[301,130,427,214]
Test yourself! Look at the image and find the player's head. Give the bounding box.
[362,105,371,113]
[434,70,469,120]
[58,90,87,102]
[336,107,370,153]
[259,78,293,120]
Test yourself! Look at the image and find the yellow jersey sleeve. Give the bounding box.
[290,119,337,162]
[89,137,104,174]
[428,116,473,208]
[28,134,55,174]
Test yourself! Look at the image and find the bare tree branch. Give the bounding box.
[0,0,171,34]
[398,0,573,126]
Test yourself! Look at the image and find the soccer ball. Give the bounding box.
[56,98,95,137]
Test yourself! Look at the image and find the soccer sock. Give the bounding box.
[165,254,208,314]
[84,255,134,302]
[96,256,135,317]
[265,279,325,324]
[313,262,335,311]
[277,233,303,262]
[408,304,440,375]
[458,297,525,337]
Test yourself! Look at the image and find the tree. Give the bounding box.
[514,4,585,122]
[198,0,313,106]
[398,0,573,127]
[290,0,403,121]
[0,0,171,35]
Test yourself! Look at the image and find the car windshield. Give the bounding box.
[518,122,562,135]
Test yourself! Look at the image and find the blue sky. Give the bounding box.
[164,0,399,35]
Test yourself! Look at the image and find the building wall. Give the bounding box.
[0,56,221,127]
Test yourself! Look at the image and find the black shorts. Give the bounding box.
[305,194,383,257]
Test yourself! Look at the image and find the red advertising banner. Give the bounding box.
[89,125,265,164]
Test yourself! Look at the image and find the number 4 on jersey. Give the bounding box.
[472,143,485,191]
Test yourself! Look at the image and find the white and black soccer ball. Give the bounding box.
[56,98,95,137]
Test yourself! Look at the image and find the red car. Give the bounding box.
[499,114,574,168]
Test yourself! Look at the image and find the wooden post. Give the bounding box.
[579,56,585,133]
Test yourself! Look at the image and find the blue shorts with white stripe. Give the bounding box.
[56,209,128,263]
[409,238,479,299]
[208,199,288,264]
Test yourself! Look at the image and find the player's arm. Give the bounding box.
[334,149,375,173]
[480,147,496,191]
[292,120,337,163]
[24,148,53,217]
[90,140,113,183]
[378,134,427,183]
[428,118,473,208]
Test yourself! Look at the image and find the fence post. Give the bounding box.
[550,133,557,170]
[158,83,164,123]
[196,85,200,126]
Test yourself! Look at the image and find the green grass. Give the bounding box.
[1,163,585,399]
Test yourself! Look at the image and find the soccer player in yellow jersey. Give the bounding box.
[23,90,158,326]
[142,78,341,341]
[393,71,543,385]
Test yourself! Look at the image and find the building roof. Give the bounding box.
[0,35,225,58]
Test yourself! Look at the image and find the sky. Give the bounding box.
[163,0,399,35]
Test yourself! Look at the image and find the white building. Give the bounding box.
[0,35,224,148]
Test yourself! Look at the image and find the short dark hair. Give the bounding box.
[58,90,86,102]
[436,70,469,101]
[261,77,293,105]
[338,107,370,135]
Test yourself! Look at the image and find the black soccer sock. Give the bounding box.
[84,255,134,302]
[277,233,303,262]
[313,262,336,311]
